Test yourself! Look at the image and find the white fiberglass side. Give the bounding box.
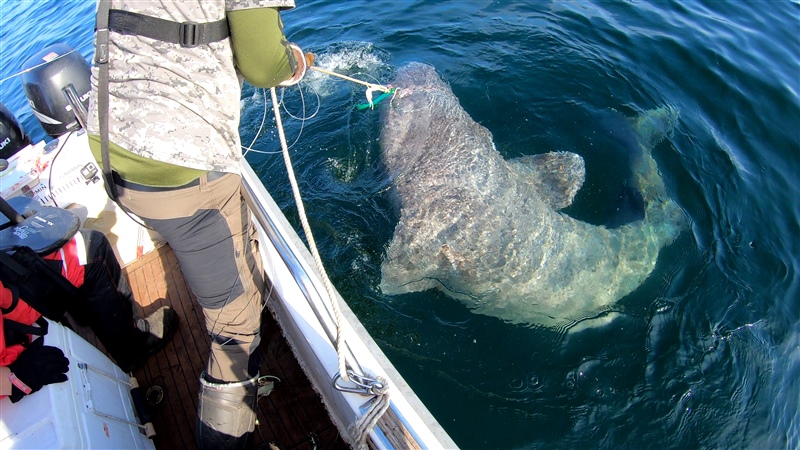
[240,160,457,450]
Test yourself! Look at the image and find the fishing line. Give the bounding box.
[241,62,388,158]
[204,250,279,379]
[240,83,320,158]
[280,82,321,121]
[46,129,75,208]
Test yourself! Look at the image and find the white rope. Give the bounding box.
[269,85,392,448]
[269,87,349,381]
[309,65,391,92]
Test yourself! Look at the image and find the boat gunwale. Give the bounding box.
[240,160,458,449]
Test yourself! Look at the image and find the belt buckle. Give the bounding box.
[179,22,200,48]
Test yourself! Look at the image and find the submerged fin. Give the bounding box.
[507,151,585,210]
[631,106,680,149]
[605,186,645,228]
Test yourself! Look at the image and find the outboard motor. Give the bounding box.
[0,101,32,160]
[21,43,91,139]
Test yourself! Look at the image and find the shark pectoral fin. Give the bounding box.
[508,152,586,210]
[380,225,439,295]
[380,251,436,294]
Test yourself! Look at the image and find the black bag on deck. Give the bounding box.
[0,246,80,323]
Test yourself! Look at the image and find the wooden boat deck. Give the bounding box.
[74,244,350,450]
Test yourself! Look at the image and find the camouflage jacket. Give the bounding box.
[86,0,295,174]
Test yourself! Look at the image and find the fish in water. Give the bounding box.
[379,62,685,326]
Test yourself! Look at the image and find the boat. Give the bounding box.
[0,43,457,449]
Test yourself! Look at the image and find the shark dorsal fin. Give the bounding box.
[507,152,585,210]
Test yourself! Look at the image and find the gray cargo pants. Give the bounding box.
[114,172,265,382]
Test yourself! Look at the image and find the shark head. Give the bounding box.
[390,62,447,93]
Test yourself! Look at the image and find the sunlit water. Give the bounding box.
[1,1,797,448]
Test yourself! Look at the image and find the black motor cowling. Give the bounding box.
[21,43,91,139]
[0,101,32,160]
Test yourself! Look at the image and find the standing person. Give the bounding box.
[86,1,307,448]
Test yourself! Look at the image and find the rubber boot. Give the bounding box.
[196,372,259,450]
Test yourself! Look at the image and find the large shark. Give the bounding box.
[379,62,685,326]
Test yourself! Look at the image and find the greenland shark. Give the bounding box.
[379,62,685,326]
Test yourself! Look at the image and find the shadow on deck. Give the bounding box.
[74,244,349,450]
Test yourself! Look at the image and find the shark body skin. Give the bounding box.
[379,63,685,326]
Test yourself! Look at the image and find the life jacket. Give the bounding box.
[0,235,86,366]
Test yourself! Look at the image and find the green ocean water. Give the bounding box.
[1,1,797,448]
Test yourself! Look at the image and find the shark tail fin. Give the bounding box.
[628,106,686,234]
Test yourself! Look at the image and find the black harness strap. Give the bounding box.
[95,0,116,203]
[0,247,80,322]
[3,316,49,348]
[4,317,48,337]
[108,9,229,48]
[93,3,229,205]
[0,283,19,315]
[3,316,49,349]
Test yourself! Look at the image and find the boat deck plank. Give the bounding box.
[74,244,349,450]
